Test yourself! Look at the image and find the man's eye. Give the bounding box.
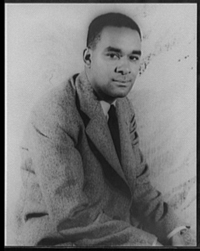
[107,53,119,59]
[129,56,139,61]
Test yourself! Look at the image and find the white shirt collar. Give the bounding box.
[100,100,116,120]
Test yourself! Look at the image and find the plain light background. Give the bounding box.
[5,3,196,245]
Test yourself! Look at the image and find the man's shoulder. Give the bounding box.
[29,74,79,123]
[33,74,78,110]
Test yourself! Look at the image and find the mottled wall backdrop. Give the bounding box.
[6,4,196,244]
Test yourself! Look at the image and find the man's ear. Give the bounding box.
[83,48,92,67]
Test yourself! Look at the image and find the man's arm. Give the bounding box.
[127,99,187,245]
[17,90,93,245]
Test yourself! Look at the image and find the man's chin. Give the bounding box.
[113,90,130,98]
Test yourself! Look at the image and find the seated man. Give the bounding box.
[14,12,194,246]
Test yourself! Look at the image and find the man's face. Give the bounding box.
[87,26,142,102]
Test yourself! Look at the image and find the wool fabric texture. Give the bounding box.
[14,71,183,246]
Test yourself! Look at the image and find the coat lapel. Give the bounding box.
[116,99,137,191]
[86,105,127,181]
[75,71,127,183]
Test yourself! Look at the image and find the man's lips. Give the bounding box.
[112,79,132,83]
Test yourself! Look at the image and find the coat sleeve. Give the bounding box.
[16,88,94,245]
[127,99,184,244]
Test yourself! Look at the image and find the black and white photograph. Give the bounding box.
[5,3,197,247]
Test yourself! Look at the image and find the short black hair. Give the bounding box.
[87,12,142,49]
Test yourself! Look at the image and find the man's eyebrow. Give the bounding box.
[105,46,122,53]
[105,46,141,55]
[130,50,142,56]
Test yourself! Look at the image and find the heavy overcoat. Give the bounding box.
[15,71,181,246]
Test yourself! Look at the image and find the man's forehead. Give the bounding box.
[98,26,142,52]
[105,46,142,56]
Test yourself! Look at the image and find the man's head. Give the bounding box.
[86,12,142,50]
[83,12,142,103]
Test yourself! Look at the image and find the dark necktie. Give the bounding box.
[108,105,121,163]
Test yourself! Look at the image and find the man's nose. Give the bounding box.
[115,59,131,75]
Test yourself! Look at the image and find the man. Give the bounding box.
[14,12,194,246]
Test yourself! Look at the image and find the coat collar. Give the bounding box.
[74,71,136,188]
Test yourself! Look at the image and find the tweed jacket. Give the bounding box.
[14,71,182,246]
